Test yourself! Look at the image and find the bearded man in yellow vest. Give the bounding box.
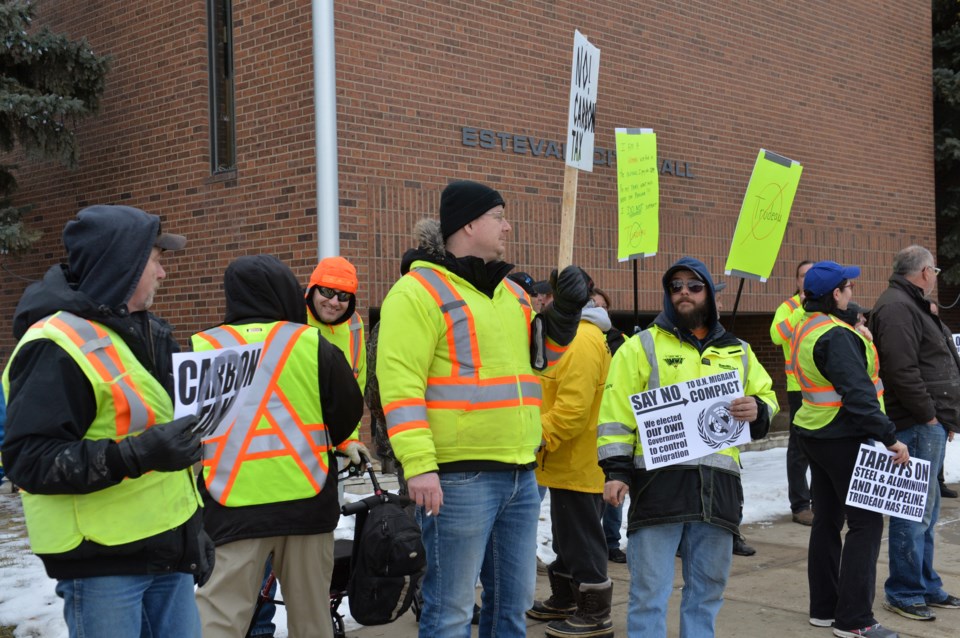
[377,180,589,638]
[791,260,908,638]
[597,257,778,638]
[193,255,363,638]
[2,205,209,638]
[305,256,370,464]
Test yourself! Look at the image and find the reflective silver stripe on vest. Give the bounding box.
[503,279,532,309]
[413,268,477,377]
[792,314,842,405]
[633,447,740,472]
[638,330,659,388]
[598,442,634,459]
[55,312,151,435]
[385,404,429,431]
[198,326,245,348]
[636,328,739,475]
[598,421,632,437]
[349,314,363,375]
[206,322,326,500]
[425,378,542,405]
[803,388,843,405]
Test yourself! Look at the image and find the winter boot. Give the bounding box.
[527,566,577,620]
[545,579,614,638]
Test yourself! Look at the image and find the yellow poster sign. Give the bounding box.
[724,149,803,281]
[615,128,658,261]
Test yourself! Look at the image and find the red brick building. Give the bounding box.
[0,1,938,424]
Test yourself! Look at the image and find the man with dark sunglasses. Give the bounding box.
[598,256,778,637]
[306,256,370,465]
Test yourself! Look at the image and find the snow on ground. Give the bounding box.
[3,443,959,637]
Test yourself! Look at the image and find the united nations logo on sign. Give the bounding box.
[697,402,745,449]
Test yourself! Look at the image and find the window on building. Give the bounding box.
[207,0,235,172]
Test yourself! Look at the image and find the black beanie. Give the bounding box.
[439,180,506,240]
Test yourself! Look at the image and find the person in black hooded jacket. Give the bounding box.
[192,255,362,638]
[1,205,209,638]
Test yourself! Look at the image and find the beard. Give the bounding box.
[673,297,710,332]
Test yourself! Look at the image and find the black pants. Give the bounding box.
[799,436,882,629]
[787,391,812,513]
[549,488,608,585]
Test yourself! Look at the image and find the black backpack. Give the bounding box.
[346,495,426,625]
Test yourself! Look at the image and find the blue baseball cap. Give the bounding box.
[804,260,861,299]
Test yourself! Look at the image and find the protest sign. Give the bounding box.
[565,30,600,171]
[173,342,263,438]
[846,443,930,522]
[724,149,803,282]
[629,370,750,469]
[615,128,658,261]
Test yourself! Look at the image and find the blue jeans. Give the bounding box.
[626,522,733,638]
[885,423,948,607]
[417,469,539,638]
[602,502,623,550]
[249,558,277,636]
[56,573,200,638]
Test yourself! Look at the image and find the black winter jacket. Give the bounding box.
[870,275,960,433]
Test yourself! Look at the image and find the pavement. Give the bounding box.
[347,484,960,638]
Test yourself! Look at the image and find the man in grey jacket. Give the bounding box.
[870,245,960,622]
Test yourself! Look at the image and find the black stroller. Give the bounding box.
[245,455,422,638]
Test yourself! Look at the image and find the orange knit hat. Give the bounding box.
[308,256,358,294]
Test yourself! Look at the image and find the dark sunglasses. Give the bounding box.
[317,286,352,302]
[669,280,706,294]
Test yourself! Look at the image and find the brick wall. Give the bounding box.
[1,1,936,422]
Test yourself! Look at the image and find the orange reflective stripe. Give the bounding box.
[502,278,533,341]
[785,297,800,311]
[348,314,363,376]
[424,374,543,410]
[544,340,568,367]
[46,314,157,437]
[203,322,330,506]
[410,268,481,378]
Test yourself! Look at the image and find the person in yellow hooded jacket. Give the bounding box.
[527,268,614,638]
[377,180,590,638]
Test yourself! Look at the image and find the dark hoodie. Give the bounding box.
[2,205,204,580]
[196,255,363,545]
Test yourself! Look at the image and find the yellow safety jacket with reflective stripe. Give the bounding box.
[770,295,803,391]
[377,262,548,479]
[1,311,201,555]
[597,324,779,472]
[790,312,884,431]
[308,311,365,445]
[191,322,331,507]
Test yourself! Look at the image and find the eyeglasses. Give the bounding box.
[841,282,855,291]
[317,286,352,302]
[926,265,942,276]
[669,280,706,294]
[484,210,507,224]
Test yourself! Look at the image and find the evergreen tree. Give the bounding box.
[934,0,960,281]
[0,0,108,255]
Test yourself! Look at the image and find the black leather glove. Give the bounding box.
[117,415,202,478]
[550,266,591,316]
[196,529,216,587]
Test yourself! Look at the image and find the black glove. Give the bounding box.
[117,415,202,478]
[196,529,216,587]
[550,266,591,316]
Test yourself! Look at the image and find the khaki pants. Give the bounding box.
[196,533,334,638]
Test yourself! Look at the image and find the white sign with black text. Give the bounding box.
[846,443,930,522]
[629,370,750,470]
[172,343,263,439]
[565,30,600,171]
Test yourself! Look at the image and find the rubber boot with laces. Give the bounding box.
[527,566,577,620]
[545,579,614,638]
